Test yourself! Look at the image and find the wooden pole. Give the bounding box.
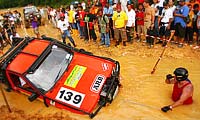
[151,31,175,74]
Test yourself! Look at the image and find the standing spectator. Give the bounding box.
[143,0,155,47]
[84,9,97,42]
[193,9,200,49]
[126,4,136,43]
[158,1,173,46]
[103,3,114,40]
[31,15,40,38]
[81,1,86,10]
[0,25,7,50]
[10,31,20,46]
[39,7,45,26]
[169,0,176,12]
[13,10,22,28]
[151,0,160,41]
[169,0,176,33]
[79,6,86,39]
[50,7,57,28]
[100,0,107,7]
[157,0,165,15]
[173,0,189,48]
[75,6,81,38]
[120,0,128,12]
[57,16,76,47]
[112,5,128,46]
[68,6,76,33]
[3,16,12,41]
[136,3,145,42]
[47,6,51,23]
[185,4,194,45]
[98,10,110,47]
[192,4,199,49]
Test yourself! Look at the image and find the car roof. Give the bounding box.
[7,39,50,74]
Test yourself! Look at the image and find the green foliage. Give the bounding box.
[0,0,78,9]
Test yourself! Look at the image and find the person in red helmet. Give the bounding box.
[161,67,194,112]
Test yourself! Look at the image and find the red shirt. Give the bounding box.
[172,82,193,104]
[100,0,107,7]
[136,10,144,26]
[138,0,144,3]
[79,11,86,27]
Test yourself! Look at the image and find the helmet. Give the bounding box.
[173,67,188,81]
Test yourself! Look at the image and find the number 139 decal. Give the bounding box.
[56,87,85,108]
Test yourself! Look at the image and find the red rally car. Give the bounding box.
[0,36,120,118]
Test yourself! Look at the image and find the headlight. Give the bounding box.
[26,16,29,19]
[37,15,40,18]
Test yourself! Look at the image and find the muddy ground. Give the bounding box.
[0,8,200,120]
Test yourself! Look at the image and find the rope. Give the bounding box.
[66,20,172,42]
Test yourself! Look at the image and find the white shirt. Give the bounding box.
[161,8,173,26]
[169,5,176,13]
[158,0,165,7]
[50,9,56,17]
[57,19,69,31]
[126,9,136,27]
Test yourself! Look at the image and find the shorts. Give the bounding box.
[33,27,39,35]
[114,28,127,42]
[170,20,175,30]
[137,25,144,37]
[174,23,186,38]
[159,26,171,37]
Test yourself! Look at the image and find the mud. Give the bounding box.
[0,8,200,120]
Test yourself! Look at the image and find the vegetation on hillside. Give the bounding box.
[0,0,79,9]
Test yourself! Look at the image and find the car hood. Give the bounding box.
[45,52,115,113]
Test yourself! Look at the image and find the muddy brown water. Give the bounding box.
[0,8,200,120]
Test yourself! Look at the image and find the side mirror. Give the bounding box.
[28,92,39,102]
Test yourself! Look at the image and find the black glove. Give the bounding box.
[161,106,172,112]
[166,74,173,79]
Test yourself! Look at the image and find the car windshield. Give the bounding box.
[24,6,38,14]
[26,45,73,92]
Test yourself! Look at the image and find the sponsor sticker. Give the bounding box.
[64,65,87,88]
[56,87,85,108]
[90,75,106,93]
[102,63,109,71]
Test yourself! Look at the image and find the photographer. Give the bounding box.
[161,67,193,112]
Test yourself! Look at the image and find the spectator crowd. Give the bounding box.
[0,0,200,50]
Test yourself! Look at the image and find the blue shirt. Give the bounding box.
[174,5,189,28]
[103,7,113,18]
